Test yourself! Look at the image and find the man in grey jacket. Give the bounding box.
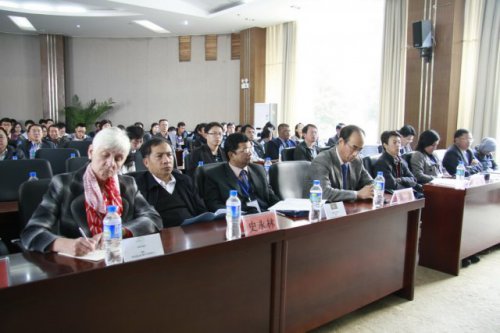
[303,125,374,202]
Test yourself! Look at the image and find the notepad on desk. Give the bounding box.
[58,250,105,262]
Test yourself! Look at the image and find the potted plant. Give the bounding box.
[64,95,115,132]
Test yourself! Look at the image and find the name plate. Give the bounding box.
[322,202,347,219]
[468,174,486,187]
[242,211,279,237]
[123,233,164,263]
[390,188,415,205]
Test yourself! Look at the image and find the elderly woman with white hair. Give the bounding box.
[21,127,162,255]
[474,137,497,171]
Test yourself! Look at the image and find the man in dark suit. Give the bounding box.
[264,123,297,160]
[294,124,321,161]
[326,123,345,147]
[133,137,207,228]
[442,128,482,176]
[18,124,56,158]
[303,125,373,202]
[241,124,265,161]
[203,133,280,213]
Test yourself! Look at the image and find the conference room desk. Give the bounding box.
[0,201,19,253]
[0,198,423,332]
[420,180,500,276]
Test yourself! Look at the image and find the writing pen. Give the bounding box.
[78,227,89,241]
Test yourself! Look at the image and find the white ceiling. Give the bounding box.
[0,0,304,38]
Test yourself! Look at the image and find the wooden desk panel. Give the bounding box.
[420,181,500,275]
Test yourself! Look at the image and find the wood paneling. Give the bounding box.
[205,35,217,61]
[179,36,191,62]
[39,35,65,121]
[231,33,240,60]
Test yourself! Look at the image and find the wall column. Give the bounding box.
[39,34,65,122]
[405,0,465,147]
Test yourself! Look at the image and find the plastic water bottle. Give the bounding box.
[29,145,36,159]
[264,157,272,177]
[373,172,385,209]
[309,180,322,222]
[456,161,466,189]
[198,161,204,167]
[225,190,242,240]
[28,171,38,181]
[182,148,189,167]
[103,205,123,265]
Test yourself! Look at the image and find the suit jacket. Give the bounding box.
[442,144,482,176]
[203,162,280,213]
[294,141,320,161]
[252,140,265,159]
[21,166,162,253]
[2,145,26,160]
[326,134,339,147]
[18,140,56,158]
[373,151,418,191]
[132,170,207,227]
[303,147,373,202]
[265,137,297,160]
[410,151,442,184]
[187,144,227,176]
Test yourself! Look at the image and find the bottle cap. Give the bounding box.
[377,171,383,177]
[107,205,118,213]
[313,180,320,186]
[198,161,204,166]
[229,190,238,197]
[29,171,36,178]
[265,157,271,161]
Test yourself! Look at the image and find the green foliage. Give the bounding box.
[64,95,115,132]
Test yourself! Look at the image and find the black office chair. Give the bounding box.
[0,239,9,255]
[134,151,147,172]
[0,159,53,202]
[402,152,414,171]
[269,160,311,199]
[65,140,92,157]
[35,148,80,175]
[362,154,381,178]
[281,147,296,161]
[18,179,51,231]
[66,156,89,172]
[193,162,224,196]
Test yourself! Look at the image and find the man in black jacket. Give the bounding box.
[133,137,207,228]
[294,124,320,161]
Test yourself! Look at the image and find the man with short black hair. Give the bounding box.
[71,123,92,141]
[121,125,145,174]
[304,125,373,202]
[132,138,207,228]
[442,128,482,176]
[241,124,264,161]
[203,133,279,213]
[18,124,56,158]
[45,125,69,147]
[264,123,296,160]
[294,124,320,161]
[327,123,345,146]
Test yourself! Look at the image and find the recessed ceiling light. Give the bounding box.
[183,20,189,25]
[8,15,36,31]
[76,24,81,28]
[133,20,170,34]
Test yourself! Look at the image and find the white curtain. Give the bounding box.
[265,22,297,125]
[378,0,408,133]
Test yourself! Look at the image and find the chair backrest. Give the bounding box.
[281,147,296,161]
[193,162,224,196]
[402,152,414,171]
[18,179,51,230]
[0,159,53,201]
[134,151,147,172]
[66,156,89,172]
[362,154,381,178]
[35,148,80,175]
[65,140,92,157]
[269,160,311,199]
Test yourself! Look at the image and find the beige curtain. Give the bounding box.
[265,22,297,125]
[378,0,408,133]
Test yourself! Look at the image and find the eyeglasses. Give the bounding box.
[207,132,223,137]
[235,148,252,154]
[345,142,363,153]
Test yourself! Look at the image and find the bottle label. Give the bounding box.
[375,180,384,191]
[310,192,322,203]
[226,205,240,219]
[104,222,122,240]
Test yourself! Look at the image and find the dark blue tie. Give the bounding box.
[341,164,349,190]
[238,169,251,199]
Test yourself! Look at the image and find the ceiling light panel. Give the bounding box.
[8,15,36,31]
[133,20,170,33]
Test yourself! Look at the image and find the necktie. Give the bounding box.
[238,169,251,199]
[341,164,349,190]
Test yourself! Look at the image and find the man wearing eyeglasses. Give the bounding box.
[187,122,227,176]
[442,128,482,176]
[303,125,374,202]
[203,132,280,214]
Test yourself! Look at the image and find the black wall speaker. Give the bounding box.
[412,20,432,48]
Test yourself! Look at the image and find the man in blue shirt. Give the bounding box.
[264,123,297,160]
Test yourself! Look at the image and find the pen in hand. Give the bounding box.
[78,227,96,250]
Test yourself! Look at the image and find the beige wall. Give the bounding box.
[65,35,240,130]
[0,33,42,122]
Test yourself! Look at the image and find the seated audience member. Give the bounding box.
[258,127,273,148]
[56,122,70,138]
[21,127,162,254]
[241,124,264,161]
[121,125,144,174]
[191,122,208,150]
[226,122,236,135]
[134,122,144,128]
[133,138,207,228]
[45,125,69,148]
[290,123,304,143]
[442,129,482,176]
[176,121,188,149]
[11,121,23,142]
[474,137,497,171]
[18,124,56,158]
[155,118,170,140]
[143,122,159,142]
[188,122,227,175]
[0,128,25,160]
[45,118,54,127]
[265,123,297,160]
[374,131,420,193]
[71,123,92,142]
[41,125,48,139]
[410,129,444,184]
[88,121,100,138]
[303,125,373,202]
[167,126,179,150]
[22,120,35,140]
[235,124,242,133]
[294,124,320,161]
[203,133,280,213]
[399,125,416,154]
[1,117,17,146]
[326,123,345,146]
[100,119,112,130]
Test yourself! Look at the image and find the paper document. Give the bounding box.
[58,250,105,262]
[430,178,461,188]
[269,198,326,211]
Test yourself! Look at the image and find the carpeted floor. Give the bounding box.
[312,245,500,333]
